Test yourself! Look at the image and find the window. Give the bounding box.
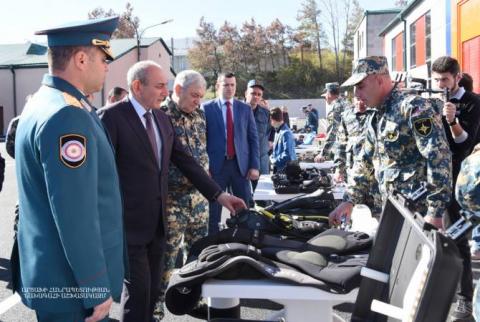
[410,12,430,69]
[392,38,397,71]
[392,32,404,71]
[410,23,416,68]
[425,11,431,62]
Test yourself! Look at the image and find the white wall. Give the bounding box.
[383,0,447,80]
[267,98,327,119]
[354,17,368,61]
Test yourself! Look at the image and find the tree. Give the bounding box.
[188,17,223,80]
[395,0,408,7]
[297,0,328,70]
[341,0,363,79]
[266,19,292,67]
[88,2,139,39]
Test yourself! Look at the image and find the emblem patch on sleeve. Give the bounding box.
[413,118,433,137]
[59,134,87,168]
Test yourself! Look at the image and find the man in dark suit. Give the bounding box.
[14,17,123,322]
[100,61,245,322]
[202,73,260,235]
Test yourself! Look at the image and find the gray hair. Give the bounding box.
[174,70,206,90]
[127,60,162,90]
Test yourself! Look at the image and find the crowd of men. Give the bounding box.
[3,15,480,322]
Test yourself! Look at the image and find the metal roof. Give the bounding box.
[0,37,169,69]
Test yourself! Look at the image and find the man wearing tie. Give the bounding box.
[202,72,260,235]
[100,62,246,322]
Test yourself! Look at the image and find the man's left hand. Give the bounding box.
[247,169,260,180]
[216,192,247,214]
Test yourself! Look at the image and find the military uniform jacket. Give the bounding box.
[164,99,209,195]
[334,106,374,177]
[14,75,125,312]
[320,97,348,159]
[456,143,480,212]
[345,89,452,218]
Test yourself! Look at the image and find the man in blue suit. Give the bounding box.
[12,17,124,322]
[202,72,260,234]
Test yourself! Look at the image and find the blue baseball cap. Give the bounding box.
[35,16,119,60]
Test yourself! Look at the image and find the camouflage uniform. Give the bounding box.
[344,89,451,218]
[456,143,480,320]
[319,97,348,160]
[342,56,452,219]
[334,105,382,215]
[6,116,20,158]
[456,143,480,212]
[157,99,210,315]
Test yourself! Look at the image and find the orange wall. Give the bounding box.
[452,0,480,61]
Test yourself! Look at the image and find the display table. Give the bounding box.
[203,279,357,322]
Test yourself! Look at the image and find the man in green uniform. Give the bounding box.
[154,70,209,320]
[334,98,382,216]
[315,82,349,162]
[13,17,124,322]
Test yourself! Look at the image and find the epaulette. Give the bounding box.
[63,93,82,109]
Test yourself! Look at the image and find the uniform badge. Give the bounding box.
[413,118,433,137]
[59,134,87,168]
[385,131,399,142]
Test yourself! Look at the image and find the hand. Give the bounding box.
[216,192,247,214]
[328,202,354,227]
[443,102,457,123]
[247,169,260,180]
[268,142,273,150]
[85,297,112,322]
[314,154,325,163]
[424,215,444,230]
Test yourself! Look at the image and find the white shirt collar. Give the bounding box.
[220,98,234,107]
[450,86,466,100]
[129,93,150,119]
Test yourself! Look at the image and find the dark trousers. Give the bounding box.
[120,233,165,322]
[448,198,474,302]
[209,158,252,235]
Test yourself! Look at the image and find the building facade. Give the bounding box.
[353,9,401,61]
[0,37,174,134]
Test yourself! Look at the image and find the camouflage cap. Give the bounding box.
[341,56,389,87]
[322,82,340,95]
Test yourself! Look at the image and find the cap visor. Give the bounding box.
[341,73,367,87]
[101,47,115,61]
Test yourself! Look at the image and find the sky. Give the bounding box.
[0,0,398,44]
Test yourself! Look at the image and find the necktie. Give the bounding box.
[144,112,160,164]
[226,101,235,158]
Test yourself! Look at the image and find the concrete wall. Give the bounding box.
[268,98,327,119]
[101,49,138,107]
[0,67,47,133]
[367,13,398,56]
[354,17,368,61]
[0,69,14,133]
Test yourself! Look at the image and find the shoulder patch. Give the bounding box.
[59,134,87,168]
[63,93,82,109]
[413,118,433,137]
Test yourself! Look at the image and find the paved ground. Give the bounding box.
[0,141,478,322]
